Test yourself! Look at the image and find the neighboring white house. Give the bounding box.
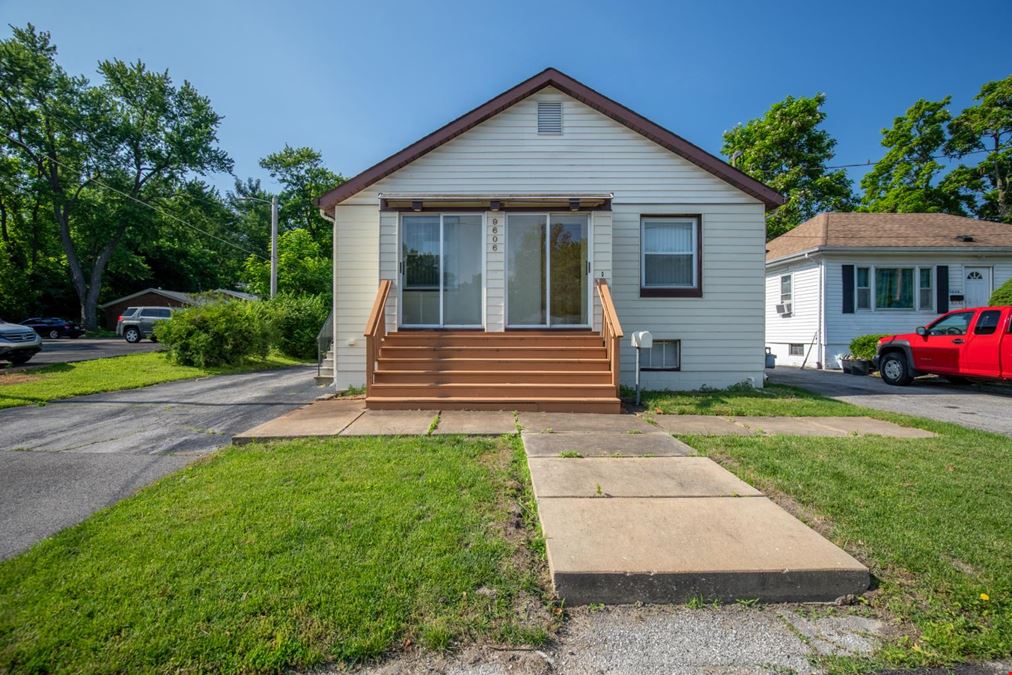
[765,212,1012,369]
[314,68,783,409]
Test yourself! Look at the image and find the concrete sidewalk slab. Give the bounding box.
[518,412,655,434]
[735,416,851,437]
[652,415,756,436]
[434,410,516,435]
[522,431,694,457]
[528,457,762,498]
[339,409,437,436]
[538,496,869,605]
[805,416,936,438]
[233,398,364,443]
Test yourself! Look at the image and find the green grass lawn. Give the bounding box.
[679,395,1011,669]
[629,382,863,416]
[0,436,552,673]
[0,351,302,409]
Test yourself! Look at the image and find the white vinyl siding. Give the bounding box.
[764,259,822,368]
[332,87,765,389]
[333,204,382,390]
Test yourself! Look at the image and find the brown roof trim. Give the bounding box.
[316,68,785,213]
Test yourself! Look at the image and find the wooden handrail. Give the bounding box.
[596,279,624,395]
[364,279,392,396]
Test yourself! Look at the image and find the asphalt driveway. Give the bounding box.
[770,367,1012,436]
[9,337,162,368]
[0,366,320,559]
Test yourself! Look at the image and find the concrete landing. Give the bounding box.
[232,398,365,444]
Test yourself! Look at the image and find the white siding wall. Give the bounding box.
[764,259,823,368]
[332,87,765,390]
[822,253,1012,368]
[485,212,505,331]
[332,204,380,390]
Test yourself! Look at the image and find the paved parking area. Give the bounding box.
[0,366,318,559]
[770,367,1012,436]
[1,338,161,370]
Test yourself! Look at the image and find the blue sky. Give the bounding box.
[4,0,1011,196]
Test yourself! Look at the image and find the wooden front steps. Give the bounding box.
[366,330,622,413]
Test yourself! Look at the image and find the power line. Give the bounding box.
[825,148,992,169]
[40,152,267,260]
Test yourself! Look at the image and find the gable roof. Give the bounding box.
[766,212,1012,262]
[316,67,784,213]
[98,288,259,309]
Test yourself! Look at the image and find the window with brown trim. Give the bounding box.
[639,215,702,298]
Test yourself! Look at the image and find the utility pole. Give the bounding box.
[270,195,278,298]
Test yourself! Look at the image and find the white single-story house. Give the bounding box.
[315,68,783,411]
[764,212,1012,369]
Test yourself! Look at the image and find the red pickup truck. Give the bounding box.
[875,306,1012,386]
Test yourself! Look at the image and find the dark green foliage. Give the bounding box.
[849,334,890,360]
[989,278,1012,306]
[264,294,329,360]
[156,301,271,368]
[722,94,854,240]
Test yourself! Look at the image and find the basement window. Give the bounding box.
[537,101,562,134]
[641,339,681,371]
[789,344,805,356]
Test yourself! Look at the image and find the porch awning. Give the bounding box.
[379,192,613,212]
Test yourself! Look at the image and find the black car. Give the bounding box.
[21,317,85,339]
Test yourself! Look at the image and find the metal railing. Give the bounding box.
[317,308,334,379]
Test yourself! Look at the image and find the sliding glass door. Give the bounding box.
[506,214,588,327]
[401,214,483,327]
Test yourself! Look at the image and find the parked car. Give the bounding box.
[0,318,43,365]
[875,306,1012,386]
[20,316,85,339]
[117,306,173,343]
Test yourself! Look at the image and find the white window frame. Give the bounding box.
[918,267,934,312]
[780,274,792,305]
[856,266,871,310]
[640,217,699,290]
[641,339,681,371]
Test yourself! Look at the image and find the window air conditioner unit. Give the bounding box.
[776,303,792,315]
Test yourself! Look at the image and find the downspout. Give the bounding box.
[818,258,825,369]
[320,207,338,390]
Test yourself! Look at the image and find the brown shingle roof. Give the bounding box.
[765,212,1012,262]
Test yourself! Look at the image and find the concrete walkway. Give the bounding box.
[519,414,869,606]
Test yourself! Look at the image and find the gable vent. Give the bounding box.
[537,101,562,134]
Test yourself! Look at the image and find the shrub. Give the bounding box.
[156,301,272,368]
[849,334,889,361]
[989,278,1012,306]
[264,294,329,360]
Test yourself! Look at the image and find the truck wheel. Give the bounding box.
[880,353,913,386]
[124,327,141,344]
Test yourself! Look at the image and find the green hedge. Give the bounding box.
[849,334,889,361]
[156,301,272,368]
[155,294,329,367]
[990,278,1012,306]
[264,294,329,361]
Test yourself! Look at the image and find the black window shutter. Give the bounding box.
[936,266,949,314]
[842,265,855,314]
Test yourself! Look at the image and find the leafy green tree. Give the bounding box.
[945,76,1012,222]
[0,25,232,328]
[860,97,969,214]
[242,228,330,297]
[259,145,343,248]
[722,94,853,239]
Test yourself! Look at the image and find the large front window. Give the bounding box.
[640,216,700,297]
[506,214,589,327]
